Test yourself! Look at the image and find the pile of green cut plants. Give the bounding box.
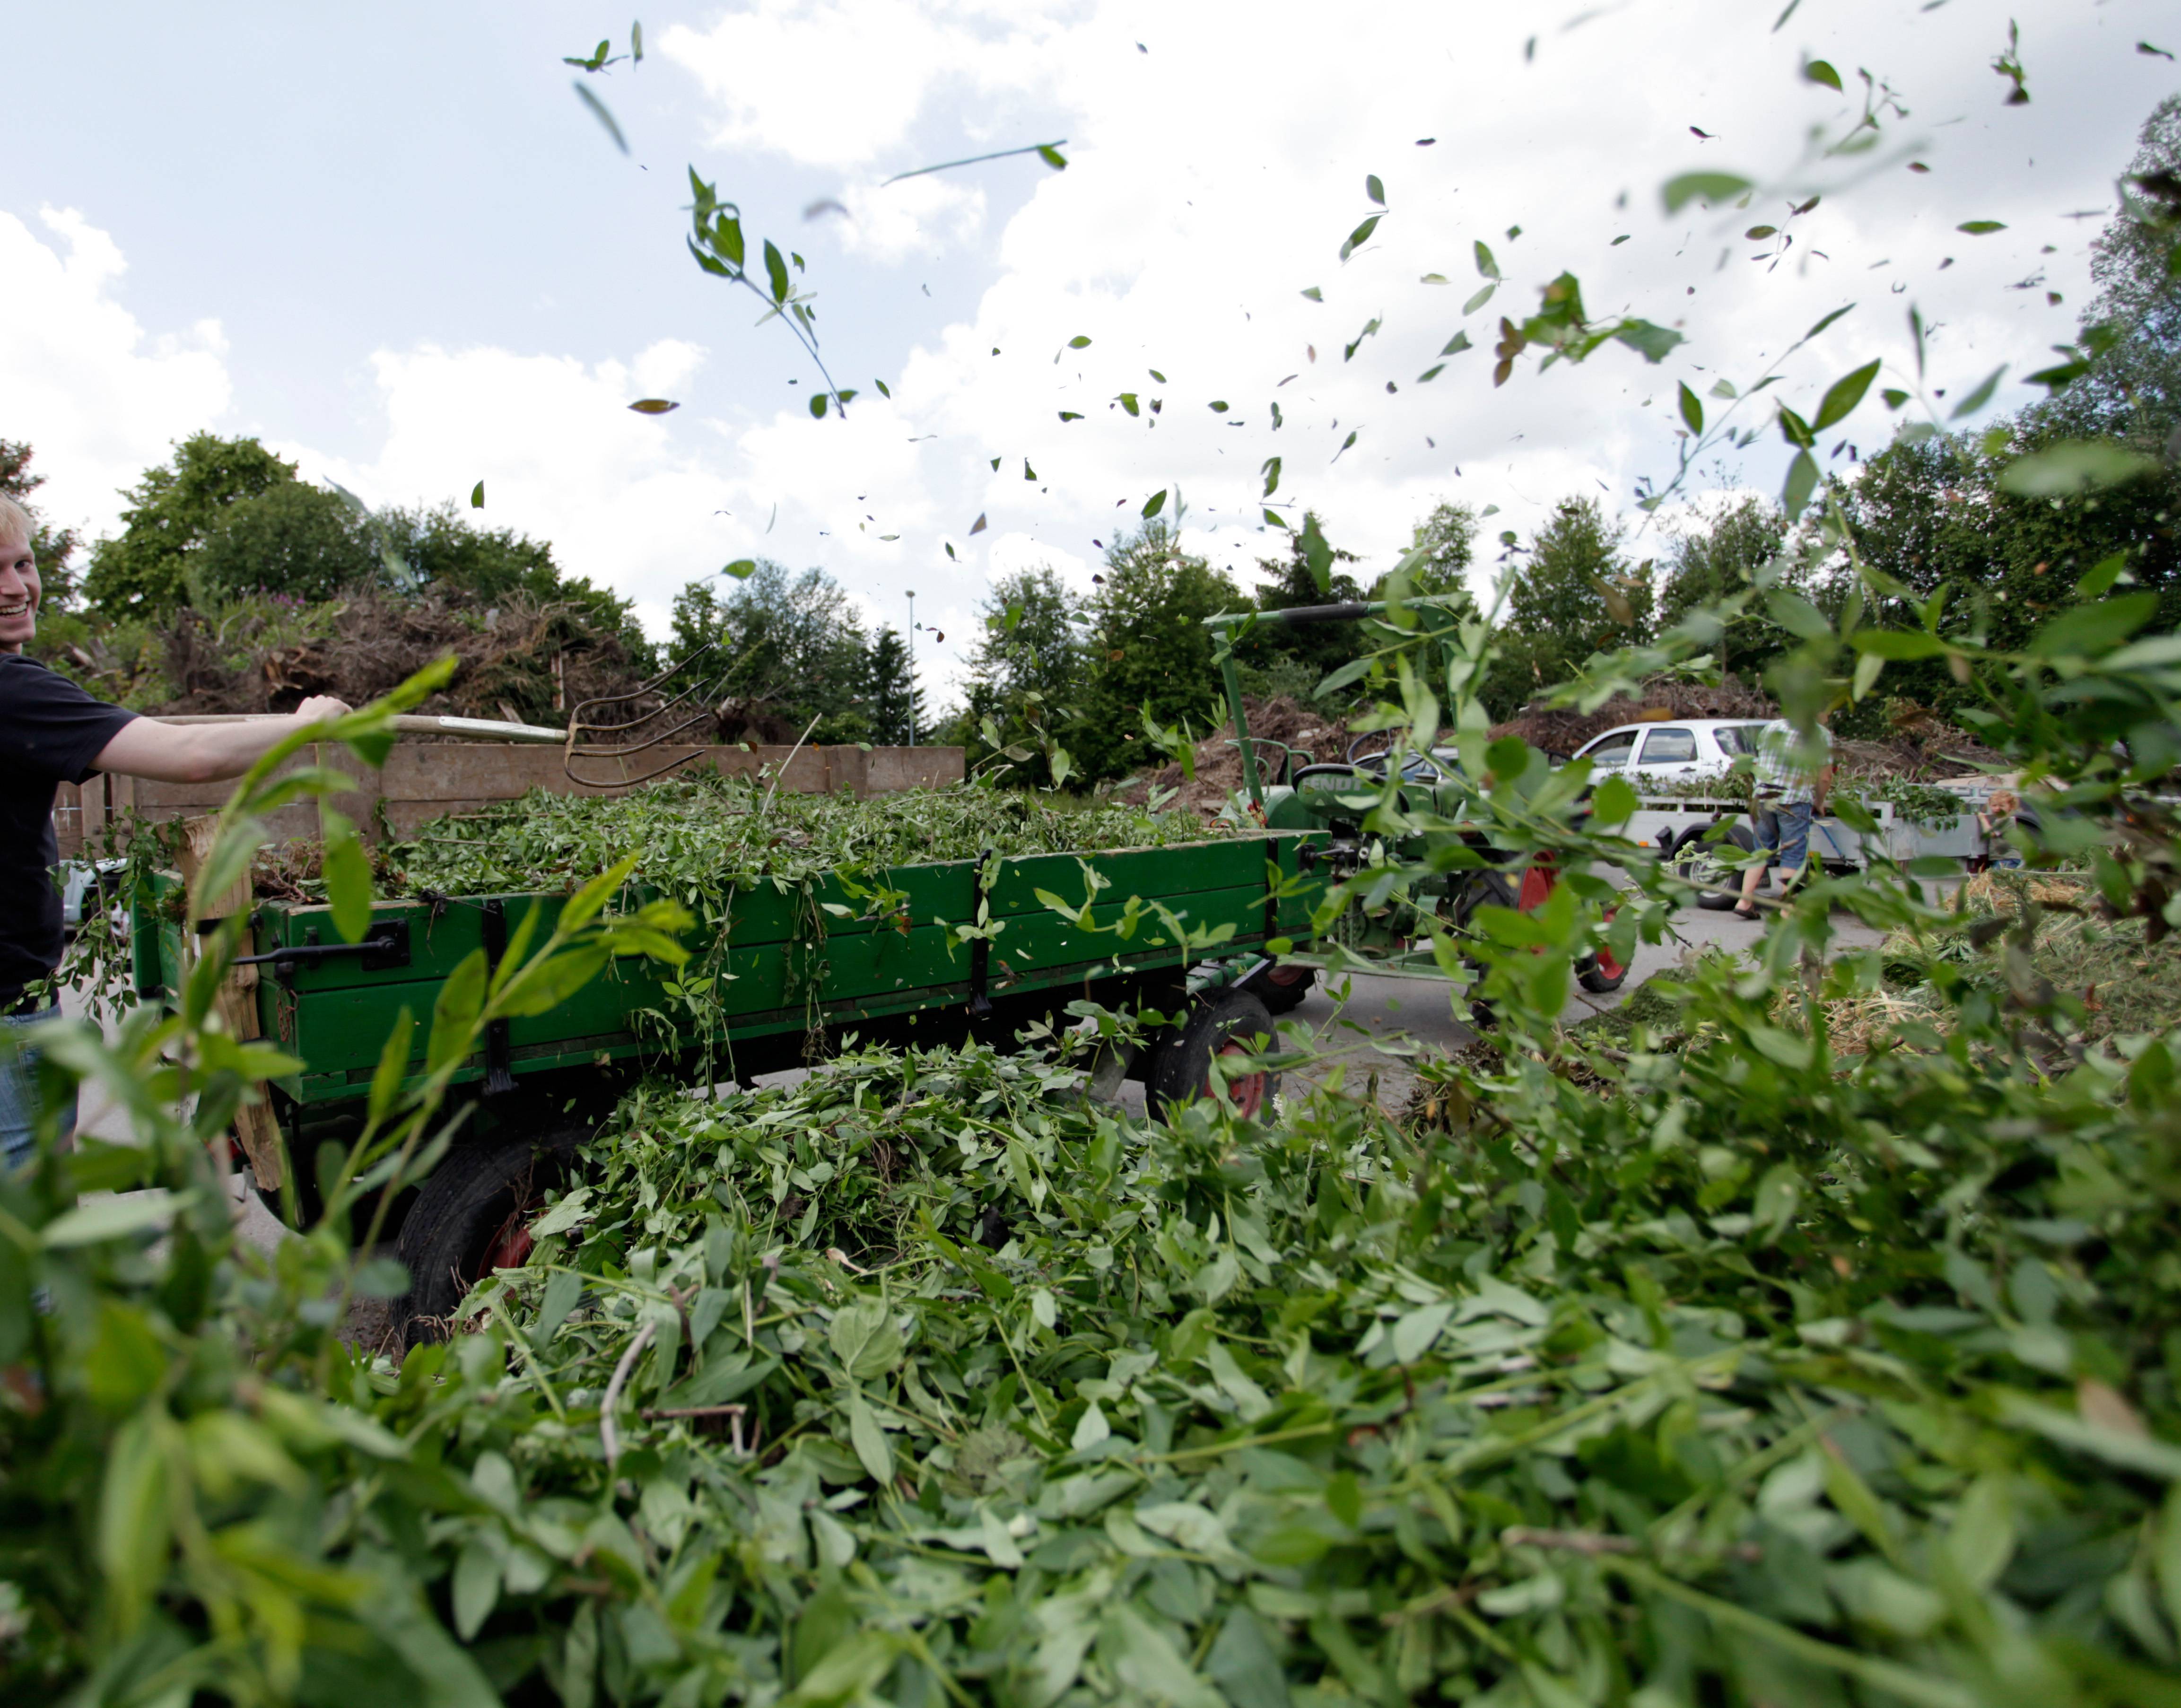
[371,769,1241,903]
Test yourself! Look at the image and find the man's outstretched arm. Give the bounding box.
[92,696,353,784]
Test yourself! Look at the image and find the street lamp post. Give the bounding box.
[905,590,916,748]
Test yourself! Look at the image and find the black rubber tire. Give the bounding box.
[1146,990,1279,1120]
[1256,961,1318,1015]
[1678,822,1756,911]
[395,1127,584,1341]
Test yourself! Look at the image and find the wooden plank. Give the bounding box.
[175,816,286,1191]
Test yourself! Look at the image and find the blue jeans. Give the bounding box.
[1754,800,1815,871]
[0,1005,76,1172]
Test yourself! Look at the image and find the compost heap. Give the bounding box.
[146,588,662,732]
[372,769,1239,901]
[1119,695,1361,816]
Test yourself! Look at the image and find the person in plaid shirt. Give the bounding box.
[1735,715,1834,918]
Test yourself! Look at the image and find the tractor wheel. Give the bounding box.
[1146,990,1279,1121]
[395,1127,585,1342]
[1256,961,1318,1015]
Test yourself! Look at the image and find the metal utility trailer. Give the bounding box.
[1623,788,1996,908]
[133,833,1325,1322]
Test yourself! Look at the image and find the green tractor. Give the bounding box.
[1206,600,1632,1011]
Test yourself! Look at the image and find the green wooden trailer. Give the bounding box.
[133,832,1327,1322]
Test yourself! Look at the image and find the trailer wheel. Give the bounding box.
[1147,990,1279,1120]
[1677,823,1755,911]
[1256,961,1317,1015]
[395,1128,584,1342]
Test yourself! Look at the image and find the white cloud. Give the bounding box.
[662,0,1076,172]
[290,340,745,636]
[0,208,231,542]
[654,0,2169,687]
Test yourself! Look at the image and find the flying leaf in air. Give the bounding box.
[968,513,988,535]
[1301,286,1323,301]
[1956,220,2007,235]
[810,394,829,418]
[1332,430,1358,462]
[470,481,485,508]
[1261,456,1281,498]
[1365,174,1386,206]
[722,559,757,579]
[1803,58,1841,89]
[573,82,628,153]
[1661,172,1752,212]
[1340,215,1381,261]
[1142,489,1167,519]
[628,399,680,414]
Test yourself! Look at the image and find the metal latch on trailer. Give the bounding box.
[233,919,412,982]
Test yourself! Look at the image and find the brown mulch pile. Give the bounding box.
[150,590,658,731]
[1117,696,1363,815]
[1483,676,1775,757]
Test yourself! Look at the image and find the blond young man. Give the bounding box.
[0,495,349,1167]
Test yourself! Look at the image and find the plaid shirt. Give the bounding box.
[1751,719,1832,803]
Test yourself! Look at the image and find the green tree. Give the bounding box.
[1237,514,1364,694]
[2041,94,2181,442]
[1071,523,1241,782]
[1482,496,1649,715]
[191,480,378,604]
[82,434,299,617]
[669,561,873,741]
[1657,494,1799,681]
[1377,500,1480,617]
[863,626,919,745]
[962,567,1087,783]
[0,440,81,608]
[1837,420,2181,718]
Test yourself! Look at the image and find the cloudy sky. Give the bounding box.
[6,0,2172,703]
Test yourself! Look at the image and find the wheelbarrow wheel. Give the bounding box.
[395,1127,583,1342]
[1147,989,1280,1121]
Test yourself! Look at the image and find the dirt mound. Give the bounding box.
[150,590,663,733]
[1485,676,1775,758]
[1119,696,1361,816]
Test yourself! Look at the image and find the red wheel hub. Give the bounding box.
[1208,1041,1269,1117]
[1593,905,1626,980]
[480,1207,536,1276]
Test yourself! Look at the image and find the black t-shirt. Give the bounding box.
[0,656,137,1003]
